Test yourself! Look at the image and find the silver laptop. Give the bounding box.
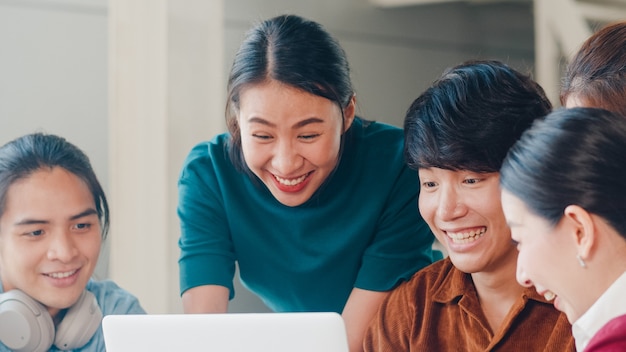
[102,312,349,352]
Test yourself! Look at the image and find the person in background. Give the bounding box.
[176,14,436,352]
[501,107,626,351]
[561,21,626,116]
[363,60,574,351]
[0,133,145,352]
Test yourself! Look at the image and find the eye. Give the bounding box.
[298,133,320,141]
[463,178,481,184]
[26,229,44,237]
[72,223,93,232]
[252,133,272,140]
[421,181,437,189]
[511,238,520,249]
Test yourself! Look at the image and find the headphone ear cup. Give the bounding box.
[54,290,103,350]
[0,290,54,352]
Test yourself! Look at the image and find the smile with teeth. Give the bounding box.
[446,227,486,244]
[274,173,308,186]
[544,291,556,301]
[45,269,78,279]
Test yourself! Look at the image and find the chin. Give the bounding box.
[564,311,578,325]
[275,197,308,207]
[448,253,484,271]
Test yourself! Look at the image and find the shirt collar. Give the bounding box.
[431,262,552,305]
[573,271,626,351]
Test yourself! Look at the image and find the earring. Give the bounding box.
[576,254,587,268]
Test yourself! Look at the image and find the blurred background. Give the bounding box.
[0,0,623,314]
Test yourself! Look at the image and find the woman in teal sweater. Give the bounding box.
[177,14,435,352]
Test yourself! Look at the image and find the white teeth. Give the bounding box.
[275,174,307,186]
[544,291,556,301]
[47,270,77,279]
[446,227,486,243]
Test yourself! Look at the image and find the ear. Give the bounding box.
[563,205,596,259]
[342,95,356,133]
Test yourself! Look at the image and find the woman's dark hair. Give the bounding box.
[560,21,626,117]
[225,14,354,170]
[501,107,626,238]
[404,60,552,172]
[0,133,109,238]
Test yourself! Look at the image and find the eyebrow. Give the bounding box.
[14,208,99,226]
[248,117,325,129]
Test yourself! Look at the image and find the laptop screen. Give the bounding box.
[103,312,349,352]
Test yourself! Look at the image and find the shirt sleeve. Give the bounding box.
[177,142,236,298]
[89,279,146,315]
[363,279,415,351]
[585,315,626,352]
[355,161,435,291]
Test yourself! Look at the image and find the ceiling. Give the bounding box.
[369,0,530,8]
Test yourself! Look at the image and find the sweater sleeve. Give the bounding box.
[177,140,236,298]
[355,146,435,291]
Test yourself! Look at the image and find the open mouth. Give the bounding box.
[445,227,486,244]
[45,269,78,279]
[543,291,556,301]
[274,172,310,186]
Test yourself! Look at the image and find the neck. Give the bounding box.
[472,267,524,303]
[49,307,67,326]
[471,248,523,299]
[471,252,525,333]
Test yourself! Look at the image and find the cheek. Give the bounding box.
[312,142,340,167]
[84,235,103,260]
[0,241,34,286]
[418,194,437,227]
[520,239,551,283]
[239,138,266,170]
[298,134,341,168]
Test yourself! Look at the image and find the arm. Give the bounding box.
[342,288,389,352]
[182,285,230,313]
[178,141,237,309]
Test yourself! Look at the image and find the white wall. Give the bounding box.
[0,0,110,279]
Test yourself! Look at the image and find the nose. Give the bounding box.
[47,231,78,263]
[516,261,533,287]
[271,139,303,175]
[436,186,466,221]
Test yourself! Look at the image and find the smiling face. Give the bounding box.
[0,167,102,319]
[418,168,515,273]
[238,80,355,207]
[501,190,587,323]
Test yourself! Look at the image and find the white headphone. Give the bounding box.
[0,290,102,352]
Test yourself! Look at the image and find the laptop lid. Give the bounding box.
[102,312,349,352]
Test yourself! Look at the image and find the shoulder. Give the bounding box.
[350,118,404,147]
[86,279,146,315]
[586,314,626,351]
[179,133,238,183]
[342,118,412,177]
[386,258,455,303]
[182,134,230,164]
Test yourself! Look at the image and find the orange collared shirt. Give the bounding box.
[364,257,575,352]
